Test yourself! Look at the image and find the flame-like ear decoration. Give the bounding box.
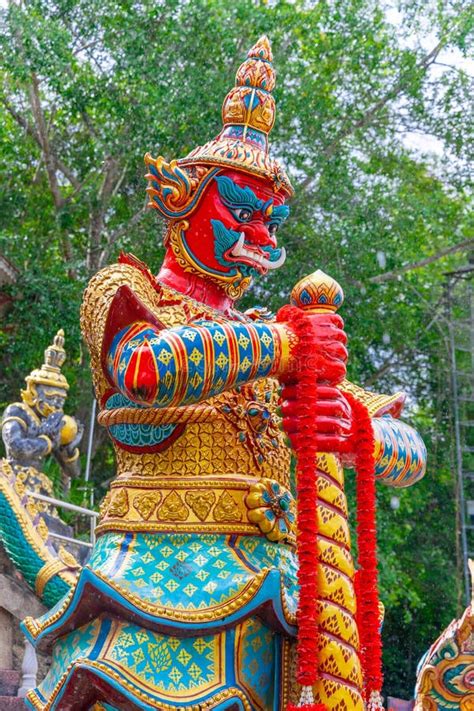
[144,154,219,219]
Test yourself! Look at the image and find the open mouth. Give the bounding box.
[226,233,286,274]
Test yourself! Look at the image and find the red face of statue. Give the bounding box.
[162,169,290,299]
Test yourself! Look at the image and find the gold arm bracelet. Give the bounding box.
[64,447,80,463]
[38,434,52,455]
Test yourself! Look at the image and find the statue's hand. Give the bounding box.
[39,411,63,447]
[301,312,348,384]
[68,421,84,450]
[280,311,350,454]
[279,311,348,385]
[282,384,352,454]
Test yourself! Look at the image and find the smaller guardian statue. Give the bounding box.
[2,329,83,492]
[0,330,84,606]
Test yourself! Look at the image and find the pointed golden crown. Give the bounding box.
[222,35,276,136]
[24,329,69,391]
[145,36,293,217]
[179,35,292,195]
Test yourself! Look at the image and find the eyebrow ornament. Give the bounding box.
[262,199,274,218]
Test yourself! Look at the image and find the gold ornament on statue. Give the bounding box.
[21,329,70,407]
[290,269,344,314]
[59,415,78,446]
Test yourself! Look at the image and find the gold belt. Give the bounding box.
[97,475,296,545]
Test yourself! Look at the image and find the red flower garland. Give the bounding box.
[277,307,384,711]
[344,391,384,709]
[278,305,327,711]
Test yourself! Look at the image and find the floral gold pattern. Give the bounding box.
[133,491,162,521]
[185,491,216,521]
[246,478,295,542]
[213,491,242,523]
[108,488,129,518]
[158,490,189,521]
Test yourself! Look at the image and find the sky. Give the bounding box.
[385,4,474,156]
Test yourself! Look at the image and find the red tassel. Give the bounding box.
[287,705,327,711]
[345,391,384,704]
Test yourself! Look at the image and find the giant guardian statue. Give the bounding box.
[21,37,426,711]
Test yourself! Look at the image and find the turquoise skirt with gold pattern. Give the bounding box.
[22,532,298,710]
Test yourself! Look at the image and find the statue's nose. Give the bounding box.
[241,222,277,248]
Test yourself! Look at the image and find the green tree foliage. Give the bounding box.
[0,0,473,697]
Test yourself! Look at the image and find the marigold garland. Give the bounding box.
[278,305,327,711]
[278,306,384,711]
[344,391,384,708]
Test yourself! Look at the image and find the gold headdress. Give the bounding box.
[21,330,69,405]
[145,36,293,220]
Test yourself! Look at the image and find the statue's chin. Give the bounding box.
[36,402,58,417]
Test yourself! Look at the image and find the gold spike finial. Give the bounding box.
[171,36,293,196]
[23,329,69,395]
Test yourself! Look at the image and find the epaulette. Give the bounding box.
[340,379,405,418]
[118,251,156,288]
[1,402,35,429]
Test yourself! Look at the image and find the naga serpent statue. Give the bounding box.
[20,37,427,710]
[414,561,474,710]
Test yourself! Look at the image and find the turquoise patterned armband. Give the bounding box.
[107,319,291,407]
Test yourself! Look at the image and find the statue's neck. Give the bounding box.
[157,258,235,314]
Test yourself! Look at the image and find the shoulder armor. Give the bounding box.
[1,403,33,429]
[80,262,163,360]
[118,252,156,286]
[340,379,405,418]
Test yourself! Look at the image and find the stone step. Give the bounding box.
[0,698,27,709]
[0,670,20,697]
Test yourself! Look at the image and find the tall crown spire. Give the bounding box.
[24,329,69,392]
[221,35,276,140]
[177,36,293,196]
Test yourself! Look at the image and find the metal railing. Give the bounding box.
[26,490,99,547]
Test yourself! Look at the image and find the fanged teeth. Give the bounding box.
[231,232,286,270]
[235,232,245,250]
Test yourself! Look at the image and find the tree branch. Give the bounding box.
[2,96,82,191]
[98,201,149,269]
[299,17,466,194]
[25,74,75,273]
[87,156,121,271]
[27,73,64,210]
[369,238,474,284]
[73,39,100,57]
[433,61,474,78]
